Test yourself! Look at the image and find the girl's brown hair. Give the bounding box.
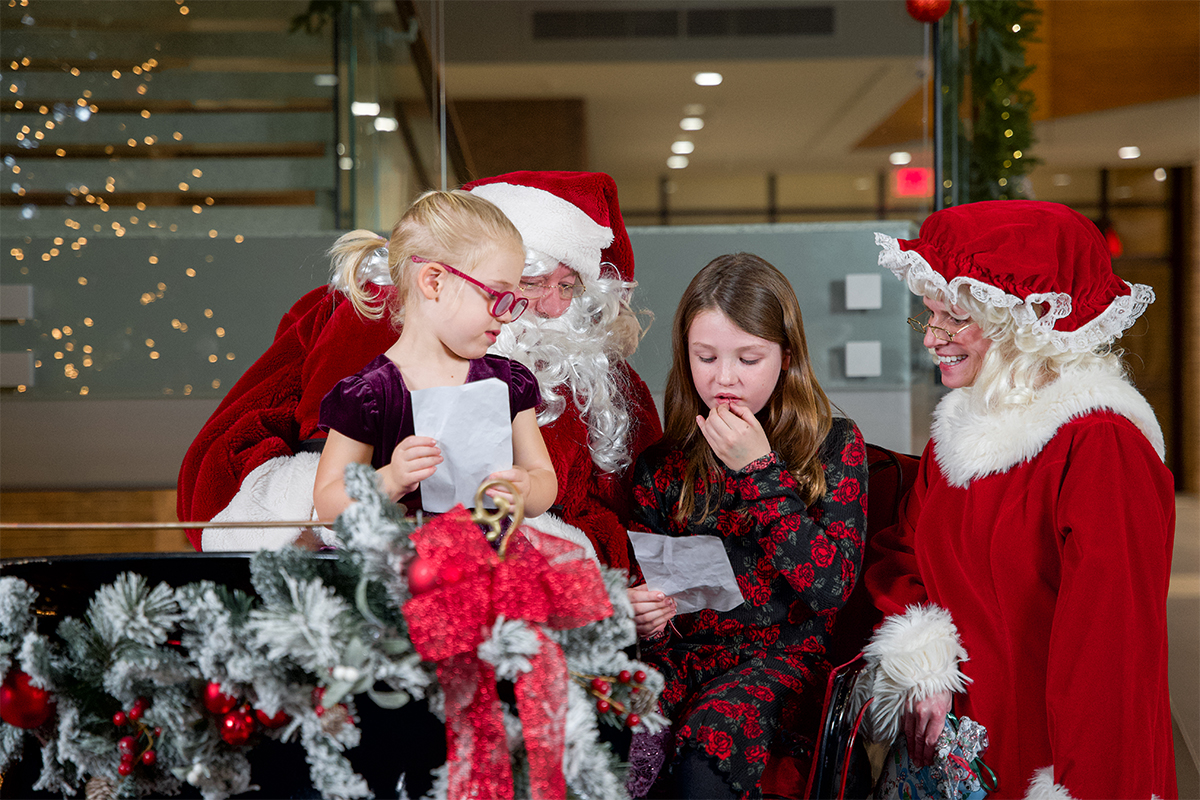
[328,189,524,328]
[664,253,833,521]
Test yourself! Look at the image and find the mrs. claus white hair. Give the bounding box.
[911,272,1127,416]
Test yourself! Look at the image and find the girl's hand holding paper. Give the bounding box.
[627,531,745,615]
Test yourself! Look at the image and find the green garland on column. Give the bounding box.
[942,0,1042,203]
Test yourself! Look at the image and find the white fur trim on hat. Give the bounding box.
[468,182,613,283]
[861,603,971,744]
[523,512,599,565]
[875,232,1155,354]
[931,363,1165,488]
[202,452,337,551]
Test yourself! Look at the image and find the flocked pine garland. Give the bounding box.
[0,462,666,799]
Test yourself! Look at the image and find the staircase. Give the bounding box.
[1,0,339,238]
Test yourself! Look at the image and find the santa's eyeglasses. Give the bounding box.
[518,278,585,301]
[411,255,529,321]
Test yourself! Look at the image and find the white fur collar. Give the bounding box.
[931,366,1165,488]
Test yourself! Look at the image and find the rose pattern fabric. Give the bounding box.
[631,418,867,798]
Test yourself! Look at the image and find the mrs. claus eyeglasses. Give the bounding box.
[906,313,974,342]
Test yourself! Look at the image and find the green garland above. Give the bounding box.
[0,464,666,799]
[942,0,1042,204]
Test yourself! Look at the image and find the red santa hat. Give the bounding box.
[876,200,1155,353]
[463,171,634,284]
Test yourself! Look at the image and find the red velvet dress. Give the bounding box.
[318,354,540,511]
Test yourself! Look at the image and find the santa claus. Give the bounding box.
[178,171,662,571]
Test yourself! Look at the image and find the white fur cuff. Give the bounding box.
[1025,767,1074,799]
[861,603,970,743]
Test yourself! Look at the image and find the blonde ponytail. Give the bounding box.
[329,190,523,331]
[328,229,392,321]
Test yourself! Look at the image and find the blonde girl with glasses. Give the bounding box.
[312,190,557,522]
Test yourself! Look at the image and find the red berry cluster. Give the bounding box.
[577,669,648,729]
[111,697,160,777]
[311,686,351,719]
[202,681,289,747]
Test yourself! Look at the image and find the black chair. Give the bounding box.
[803,655,874,799]
[761,444,920,799]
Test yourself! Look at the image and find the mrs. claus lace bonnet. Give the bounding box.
[875,200,1155,353]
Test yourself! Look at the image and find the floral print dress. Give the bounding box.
[632,417,867,798]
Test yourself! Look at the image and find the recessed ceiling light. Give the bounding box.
[680,117,704,131]
[667,155,689,169]
[1154,168,1167,182]
[374,117,399,132]
[889,151,912,166]
[1117,146,1141,159]
[684,104,706,116]
[693,72,722,86]
[672,141,695,155]
[351,101,380,117]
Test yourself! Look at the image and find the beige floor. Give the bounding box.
[1172,493,1200,799]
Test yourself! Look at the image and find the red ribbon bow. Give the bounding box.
[403,507,613,800]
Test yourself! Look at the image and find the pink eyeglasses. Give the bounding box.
[411,255,529,321]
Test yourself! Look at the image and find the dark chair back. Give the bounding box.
[761,443,920,800]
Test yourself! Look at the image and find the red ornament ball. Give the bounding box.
[633,670,647,684]
[407,556,440,595]
[118,735,136,754]
[255,707,290,729]
[112,710,127,727]
[0,671,55,729]
[220,708,257,746]
[203,682,238,716]
[617,670,632,684]
[141,750,157,766]
[595,699,610,714]
[117,761,134,777]
[626,713,641,728]
[905,0,951,23]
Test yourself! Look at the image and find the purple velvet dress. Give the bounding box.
[319,353,541,509]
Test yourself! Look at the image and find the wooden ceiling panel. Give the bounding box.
[1036,0,1200,118]
[856,0,1199,149]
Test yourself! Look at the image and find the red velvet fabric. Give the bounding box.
[899,200,1131,333]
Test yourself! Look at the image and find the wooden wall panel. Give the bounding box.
[1186,164,1199,492]
[454,98,587,180]
[0,490,190,559]
[860,0,1200,147]
[1034,0,1200,119]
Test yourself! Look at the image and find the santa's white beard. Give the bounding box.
[490,282,633,474]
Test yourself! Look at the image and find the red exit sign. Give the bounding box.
[894,167,933,198]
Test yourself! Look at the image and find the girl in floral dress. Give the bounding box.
[628,253,867,798]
